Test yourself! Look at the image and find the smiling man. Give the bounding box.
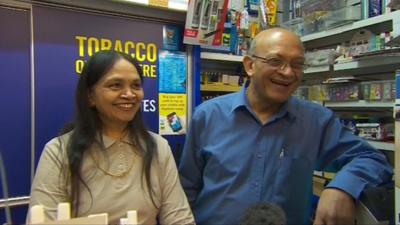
[179,28,393,225]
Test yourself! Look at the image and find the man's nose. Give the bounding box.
[278,63,296,76]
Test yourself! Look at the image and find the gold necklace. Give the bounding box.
[89,151,135,178]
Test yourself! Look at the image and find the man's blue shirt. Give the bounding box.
[179,87,393,225]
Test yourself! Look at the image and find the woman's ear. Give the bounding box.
[88,92,95,107]
[242,55,254,78]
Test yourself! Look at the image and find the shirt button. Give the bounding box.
[118,164,124,169]
[119,154,124,159]
[254,182,259,187]
[115,182,125,189]
[256,153,262,158]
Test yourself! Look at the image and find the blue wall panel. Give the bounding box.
[0,7,31,224]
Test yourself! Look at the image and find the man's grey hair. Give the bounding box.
[247,38,257,56]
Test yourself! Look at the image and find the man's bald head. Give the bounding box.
[247,28,304,56]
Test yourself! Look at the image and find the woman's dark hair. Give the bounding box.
[61,50,157,216]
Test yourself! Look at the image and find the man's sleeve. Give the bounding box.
[317,113,393,199]
[178,110,205,206]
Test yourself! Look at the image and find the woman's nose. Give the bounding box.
[121,88,136,98]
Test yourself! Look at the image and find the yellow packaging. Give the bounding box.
[266,0,278,26]
[250,22,259,39]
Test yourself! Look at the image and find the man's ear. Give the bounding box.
[242,55,254,78]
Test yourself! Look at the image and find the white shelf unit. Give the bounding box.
[333,55,400,75]
[200,52,243,62]
[199,52,244,100]
[335,56,400,71]
[304,65,329,74]
[298,11,399,156]
[304,56,400,81]
[324,101,394,108]
[324,100,394,152]
[367,140,395,151]
[302,11,400,78]
[301,11,400,43]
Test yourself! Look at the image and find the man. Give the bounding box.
[179,28,393,225]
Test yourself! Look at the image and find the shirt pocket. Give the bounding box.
[279,154,313,180]
[272,154,315,210]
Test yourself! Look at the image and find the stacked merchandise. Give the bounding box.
[293,80,395,102]
[283,0,395,36]
[293,79,395,142]
[184,0,281,55]
[283,0,362,36]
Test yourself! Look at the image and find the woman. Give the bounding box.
[28,50,195,224]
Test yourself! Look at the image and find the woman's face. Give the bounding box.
[89,58,144,130]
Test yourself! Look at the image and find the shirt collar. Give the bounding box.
[96,132,134,149]
[276,98,296,122]
[231,86,297,121]
[230,86,248,113]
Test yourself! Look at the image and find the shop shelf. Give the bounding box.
[201,83,241,92]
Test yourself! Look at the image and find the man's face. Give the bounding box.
[246,32,305,105]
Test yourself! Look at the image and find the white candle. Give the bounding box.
[120,217,129,225]
[29,205,45,224]
[127,210,138,225]
[57,202,71,220]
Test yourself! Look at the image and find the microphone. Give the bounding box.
[0,150,12,225]
[240,203,286,225]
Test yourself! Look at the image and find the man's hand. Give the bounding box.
[313,188,356,225]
